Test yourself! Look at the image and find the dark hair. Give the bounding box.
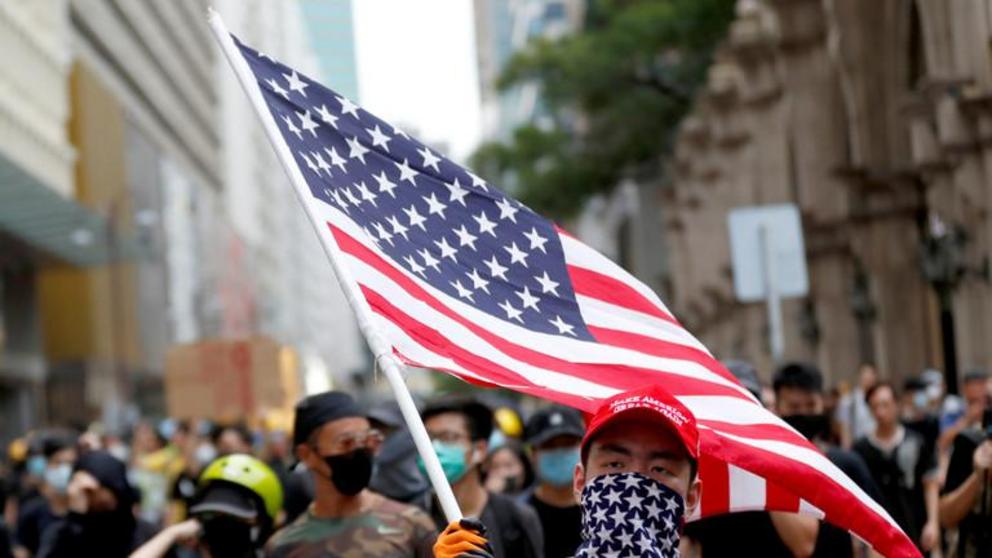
[212,423,253,447]
[963,369,989,384]
[175,420,192,436]
[485,441,535,490]
[41,432,77,459]
[773,362,823,396]
[865,381,896,405]
[422,397,493,442]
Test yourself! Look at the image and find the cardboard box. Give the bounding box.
[164,337,300,421]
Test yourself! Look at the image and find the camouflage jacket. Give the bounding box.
[265,494,436,558]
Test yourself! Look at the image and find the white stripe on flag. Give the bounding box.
[729,464,766,512]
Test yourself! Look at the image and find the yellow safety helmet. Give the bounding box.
[198,454,283,521]
[494,407,523,438]
[7,438,28,463]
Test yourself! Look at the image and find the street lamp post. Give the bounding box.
[919,214,966,395]
[849,258,877,366]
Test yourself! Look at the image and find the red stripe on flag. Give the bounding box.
[698,454,730,516]
[700,420,810,448]
[331,224,752,402]
[567,264,678,324]
[765,481,801,513]
[364,288,602,412]
[588,326,740,386]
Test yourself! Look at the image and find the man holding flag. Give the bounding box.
[207,10,921,556]
[435,384,701,557]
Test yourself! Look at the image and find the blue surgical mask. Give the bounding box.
[27,456,47,477]
[44,463,73,494]
[416,440,470,484]
[537,447,579,487]
[913,392,928,411]
[488,429,507,451]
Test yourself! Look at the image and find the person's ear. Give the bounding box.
[472,440,487,465]
[573,461,585,502]
[295,443,314,468]
[684,477,702,516]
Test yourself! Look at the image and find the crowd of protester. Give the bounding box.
[0,360,989,557]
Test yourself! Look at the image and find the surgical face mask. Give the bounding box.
[44,463,73,494]
[27,455,47,477]
[912,392,928,411]
[417,440,471,484]
[925,384,942,402]
[488,429,507,451]
[195,443,218,467]
[537,447,579,488]
[576,472,684,557]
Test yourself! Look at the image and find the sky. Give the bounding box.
[351,1,483,163]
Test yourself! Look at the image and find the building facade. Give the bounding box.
[664,0,992,388]
[0,0,364,442]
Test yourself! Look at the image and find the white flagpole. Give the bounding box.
[205,7,463,523]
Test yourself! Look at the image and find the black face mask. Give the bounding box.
[782,414,831,441]
[202,516,257,558]
[323,448,374,496]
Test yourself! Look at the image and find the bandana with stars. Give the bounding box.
[576,472,685,558]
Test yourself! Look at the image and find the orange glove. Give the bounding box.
[433,518,495,558]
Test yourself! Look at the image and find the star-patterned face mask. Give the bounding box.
[576,472,685,558]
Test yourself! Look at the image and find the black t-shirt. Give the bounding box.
[526,492,582,558]
[684,511,793,557]
[943,429,991,557]
[0,520,13,558]
[14,495,59,554]
[853,428,936,548]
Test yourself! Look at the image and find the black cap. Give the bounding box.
[525,405,585,447]
[292,391,365,447]
[189,482,259,520]
[422,396,493,442]
[74,450,139,508]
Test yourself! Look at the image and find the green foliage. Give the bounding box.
[470,0,736,217]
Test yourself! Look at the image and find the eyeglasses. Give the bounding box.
[330,429,384,453]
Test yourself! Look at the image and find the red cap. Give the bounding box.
[581,384,700,461]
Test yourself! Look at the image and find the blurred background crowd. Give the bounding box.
[0,358,989,557]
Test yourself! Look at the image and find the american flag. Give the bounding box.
[219,30,918,557]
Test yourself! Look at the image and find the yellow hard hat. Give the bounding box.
[494,407,523,438]
[7,438,28,463]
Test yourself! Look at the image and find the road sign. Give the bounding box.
[728,204,808,361]
[728,204,809,303]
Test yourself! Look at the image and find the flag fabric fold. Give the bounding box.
[219,31,919,557]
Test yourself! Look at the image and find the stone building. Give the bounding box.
[664,0,992,389]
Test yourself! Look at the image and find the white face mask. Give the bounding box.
[44,463,73,494]
[107,443,130,463]
[195,443,218,467]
